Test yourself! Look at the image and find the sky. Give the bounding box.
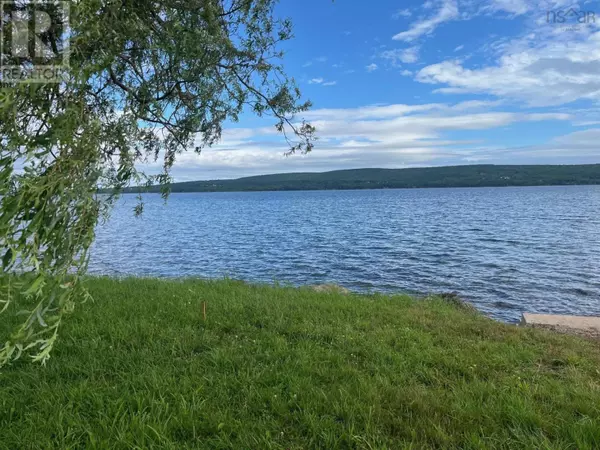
[157,0,600,181]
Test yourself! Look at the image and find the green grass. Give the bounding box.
[1,277,600,449]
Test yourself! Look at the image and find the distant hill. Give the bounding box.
[124,164,600,193]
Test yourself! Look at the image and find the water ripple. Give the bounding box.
[90,186,600,322]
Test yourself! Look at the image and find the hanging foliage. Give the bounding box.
[0,0,314,365]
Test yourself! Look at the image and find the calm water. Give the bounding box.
[90,186,600,322]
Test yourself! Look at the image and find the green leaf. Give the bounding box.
[2,249,13,269]
[24,276,45,297]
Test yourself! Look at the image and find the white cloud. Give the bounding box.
[484,0,532,15]
[393,8,412,19]
[303,56,328,67]
[308,77,337,86]
[381,46,420,65]
[491,128,600,164]
[401,46,420,63]
[391,0,584,43]
[136,1,600,180]
[416,30,600,106]
[135,100,577,180]
[552,128,600,148]
[303,100,508,121]
[393,0,459,42]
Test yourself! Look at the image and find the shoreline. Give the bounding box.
[116,182,600,195]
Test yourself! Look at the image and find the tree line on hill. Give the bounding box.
[123,164,600,193]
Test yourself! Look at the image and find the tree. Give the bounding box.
[0,0,315,365]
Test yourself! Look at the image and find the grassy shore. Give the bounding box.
[1,278,600,449]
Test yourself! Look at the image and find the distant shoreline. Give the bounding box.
[117,164,600,194]
[116,183,600,195]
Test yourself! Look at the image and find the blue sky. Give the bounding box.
[162,0,600,180]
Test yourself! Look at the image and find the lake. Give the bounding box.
[90,186,600,322]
